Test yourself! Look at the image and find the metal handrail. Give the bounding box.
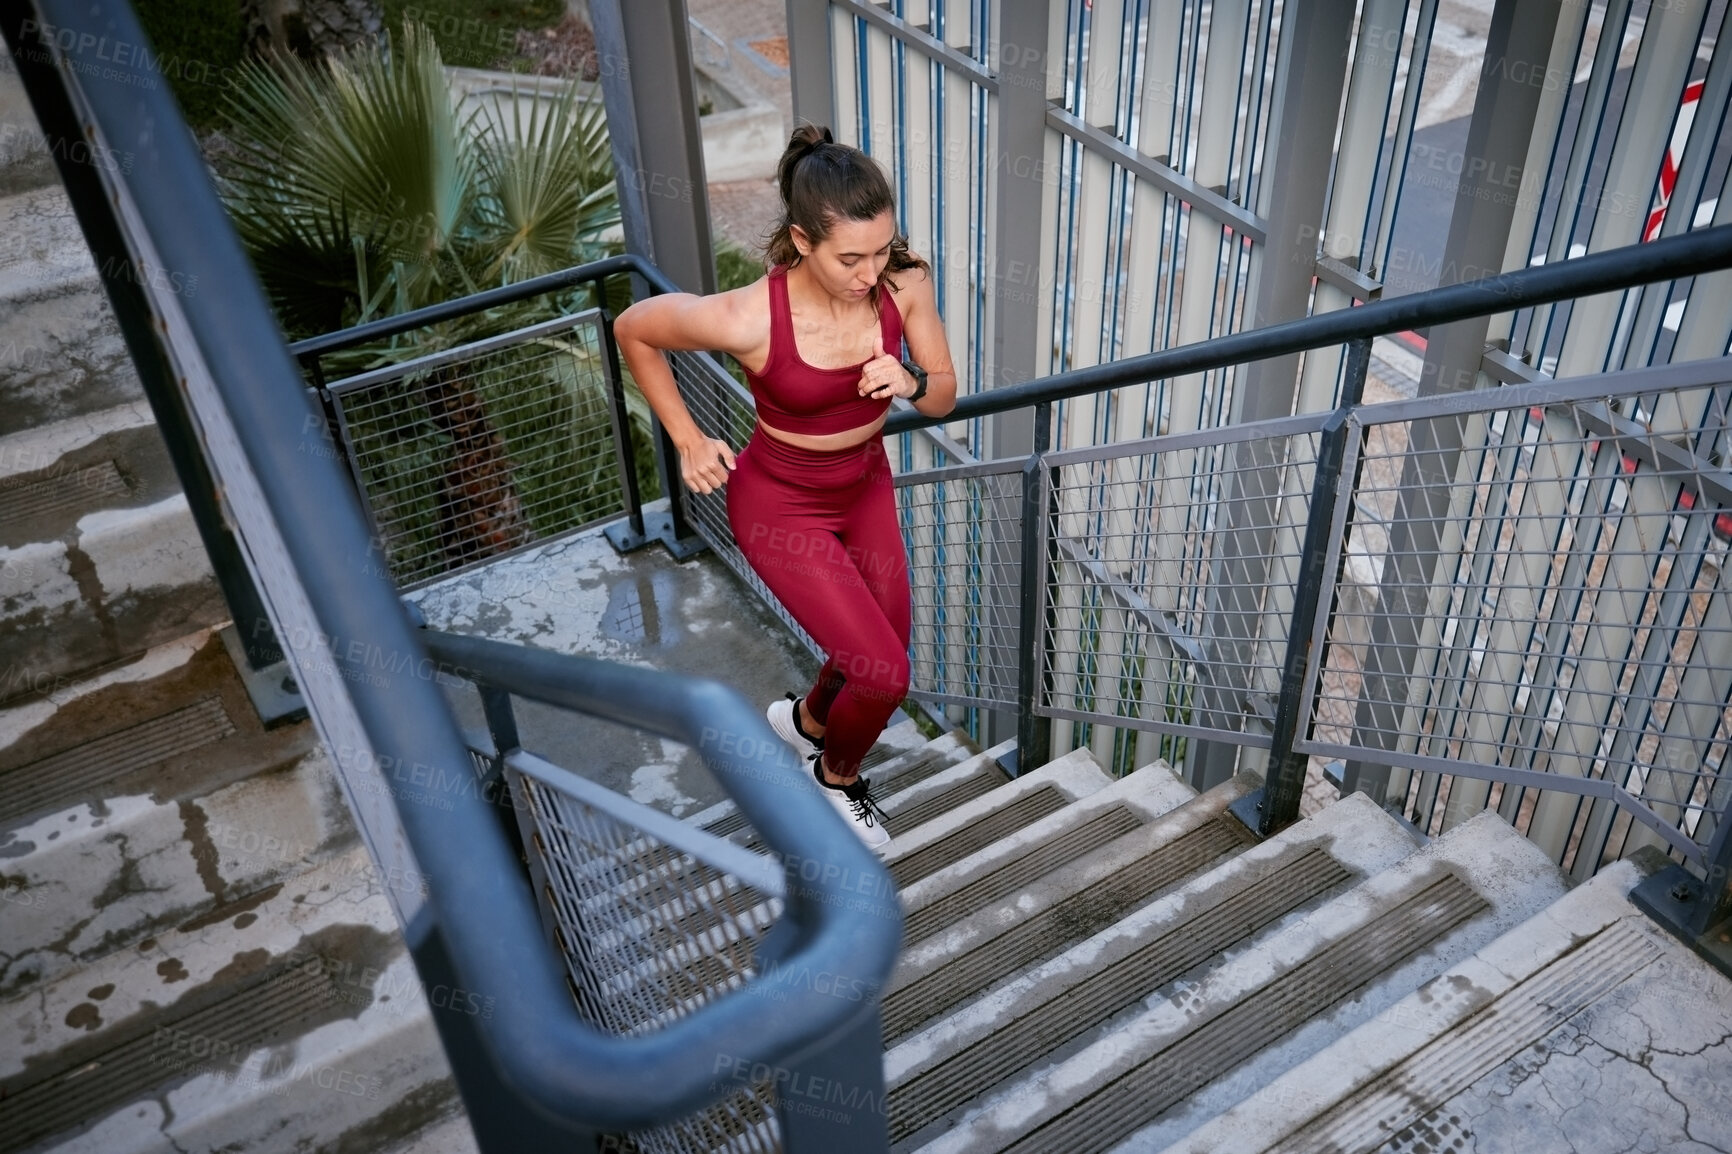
[2,1,898,1143]
[286,254,677,361]
[884,223,1732,434]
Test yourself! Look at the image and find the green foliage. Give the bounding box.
[714,240,766,293]
[381,0,563,71]
[130,0,246,136]
[218,22,654,581]
[219,21,620,357]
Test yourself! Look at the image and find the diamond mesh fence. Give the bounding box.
[1304,382,1732,872]
[1040,417,1329,775]
[326,312,634,588]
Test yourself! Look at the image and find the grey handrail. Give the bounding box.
[418,630,904,1118]
[882,222,1732,433]
[2,0,898,1132]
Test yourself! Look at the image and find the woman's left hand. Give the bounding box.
[859,335,915,400]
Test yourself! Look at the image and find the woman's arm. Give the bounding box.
[613,286,764,494]
[884,266,958,418]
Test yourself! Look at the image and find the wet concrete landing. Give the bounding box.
[405,521,819,819]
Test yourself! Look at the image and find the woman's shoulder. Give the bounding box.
[883,258,935,310]
[717,272,774,331]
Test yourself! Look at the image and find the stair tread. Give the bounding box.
[684,718,942,837]
[896,759,1195,941]
[0,842,455,1154]
[883,746,1114,879]
[0,185,97,297]
[883,775,1263,1046]
[1167,855,1731,1154]
[905,809,1570,1154]
[0,632,344,1002]
[884,793,1418,1146]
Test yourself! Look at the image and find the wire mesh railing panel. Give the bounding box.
[514,770,781,1154]
[1043,420,1326,774]
[327,313,625,588]
[895,463,1027,711]
[1308,382,1732,870]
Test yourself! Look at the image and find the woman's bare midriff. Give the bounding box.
[757,412,889,452]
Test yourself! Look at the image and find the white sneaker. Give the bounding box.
[812,757,893,854]
[767,693,824,762]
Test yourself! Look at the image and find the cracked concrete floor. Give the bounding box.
[1387,942,1732,1154]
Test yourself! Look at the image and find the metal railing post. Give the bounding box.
[769,1003,891,1152]
[597,309,651,551]
[1008,402,1054,777]
[1230,338,1371,838]
[1633,798,1732,977]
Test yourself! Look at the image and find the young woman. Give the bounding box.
[614,126,957,853]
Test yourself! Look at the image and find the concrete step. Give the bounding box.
[896,759,1196,947]
[882,746,1117,887]
[874,741,1018,843]
[376,1107,481,1154]
[885,792,1419,1148]
[883,773,1263,1046]
[908,809,1570,1154]
[0,63,64,197]
[0,185,146,437]
[687,721,976,846]
[0,843,456,1154]
[1164,849,1732,1154]
[0,402,224,700]
[0,630,338,1001]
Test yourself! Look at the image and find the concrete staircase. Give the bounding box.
[0,64,226,703]
[9,609,1732,1153]
[691,734,1732,1154]
[0,629,472,1154]
[5,50,1727,1153]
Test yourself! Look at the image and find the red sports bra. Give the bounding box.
[745,265,905,436]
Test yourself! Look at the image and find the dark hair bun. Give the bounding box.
[778,124,836,207]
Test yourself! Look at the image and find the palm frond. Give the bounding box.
[474,77,620,282]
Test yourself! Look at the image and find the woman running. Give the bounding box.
[614,125,957,853]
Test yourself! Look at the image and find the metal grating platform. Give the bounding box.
[889,847,1353,1141]
[890,785,1069,886]
[1008,873,1489,1154]
[883,817,1252,1041]
[0,696,236,827]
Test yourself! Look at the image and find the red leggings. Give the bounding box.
[727,431,911,779]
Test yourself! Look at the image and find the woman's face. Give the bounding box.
[793,210,896,302]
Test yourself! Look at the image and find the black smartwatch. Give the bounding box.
[901,360,929,402]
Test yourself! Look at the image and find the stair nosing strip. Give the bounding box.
[888,847,1352,1141]
[1286,918,1662,1153]
[884,817,1250,1040]
[891,785,1069,885]
[903,806,1144,943]
[2,697,236,826]
[1007,874,1489,1154]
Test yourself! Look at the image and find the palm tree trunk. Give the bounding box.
[425,363,533,566]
